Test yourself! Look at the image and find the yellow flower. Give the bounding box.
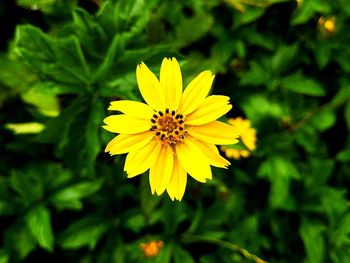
[103,57,239,201]
[140,240,164,257]
[318,16,336,34]
[221,117,257,159]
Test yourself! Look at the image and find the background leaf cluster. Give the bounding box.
[1,0,350,262]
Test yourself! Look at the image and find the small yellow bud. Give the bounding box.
[318,16,336,34]
[140,240,164,257]
[324,20,335,33]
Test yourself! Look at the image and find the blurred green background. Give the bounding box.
[1,0,350,262]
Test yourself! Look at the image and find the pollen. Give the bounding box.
[150,109,187,144]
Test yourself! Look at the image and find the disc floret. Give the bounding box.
[150,108,187,144]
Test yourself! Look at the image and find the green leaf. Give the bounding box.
[305,158,334,187]
[15,25,90,86]
[38,96,86,144]
[314,42,331,69]
[330,247,350,263]
[16,0,56,10]
[336,54,350,73]
[258,156,301,180]
[345,102,350,130]
[0,248,9,263]
[270,44,298,74]
[336,149,350,162]
[320,188,348,225]
[210,39,237,72]
[241,95,284,125]
[160,202,187,236]
[240,62,270,86]
[50,36,90,83]
[233,6,265,28]
[21,87,59,117]
[295,125,319,153]
[292,0,330,25]
[100,44,170,98]
[281,72,326,96]
[199,255,217,263]
[330,213,350,246]
[186,202,203,234]
[94,34,125,81]
[25,205,54,251]
[310,110,336,131]
[258,156,300,208]
[331,80,350,105]
[97,0,150,38]
[30,81,81,96]
[72,7,108,54]
[175,11,213,48]
[0,200,14,216]
[5,122,45,134]
[0,53,34,96]
[4,223,36,260]
[58,216,108,249]
[38,96,103,176]
[9,170,43,205]
[154,243,172,263]
[50,179,103,208]
[61,96,104,176]
[124,214,145,233]
[300,220,326,263]
[228,216,259,244]
[140,175,161,219]
[243,30,275,51]
[173,246,195,263]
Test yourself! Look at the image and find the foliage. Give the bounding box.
[1,0,350,262]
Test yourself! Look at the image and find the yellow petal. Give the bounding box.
[186,95,232,125]
[103,115,150,134]
[166,157,187,201]
[175,141,212,183]
[226,148,241,159]
[124,140,161,178]
[188,121,240,145]
[108,100,154,119]
[240,150,250,158]
[160,57,183,109]
[136,62,165,110]
[241,129,257,151]
[186,137,230,168]
[149,144,174,195]
[105,132,153,155]
[179,71,214,115]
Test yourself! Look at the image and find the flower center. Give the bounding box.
[150,108,187,144]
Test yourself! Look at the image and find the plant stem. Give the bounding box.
[181,233,268,263]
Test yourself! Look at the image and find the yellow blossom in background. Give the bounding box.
[318,16,336,34]
[221,117,257,159]
[103,58,239,201]
[140,240,164,257]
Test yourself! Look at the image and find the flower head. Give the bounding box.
[103,57,239,201]
[221,117,257,159]
[318,16,336,34]
[140,240,164,257]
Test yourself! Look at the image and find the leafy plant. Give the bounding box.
[0,0,349,262]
